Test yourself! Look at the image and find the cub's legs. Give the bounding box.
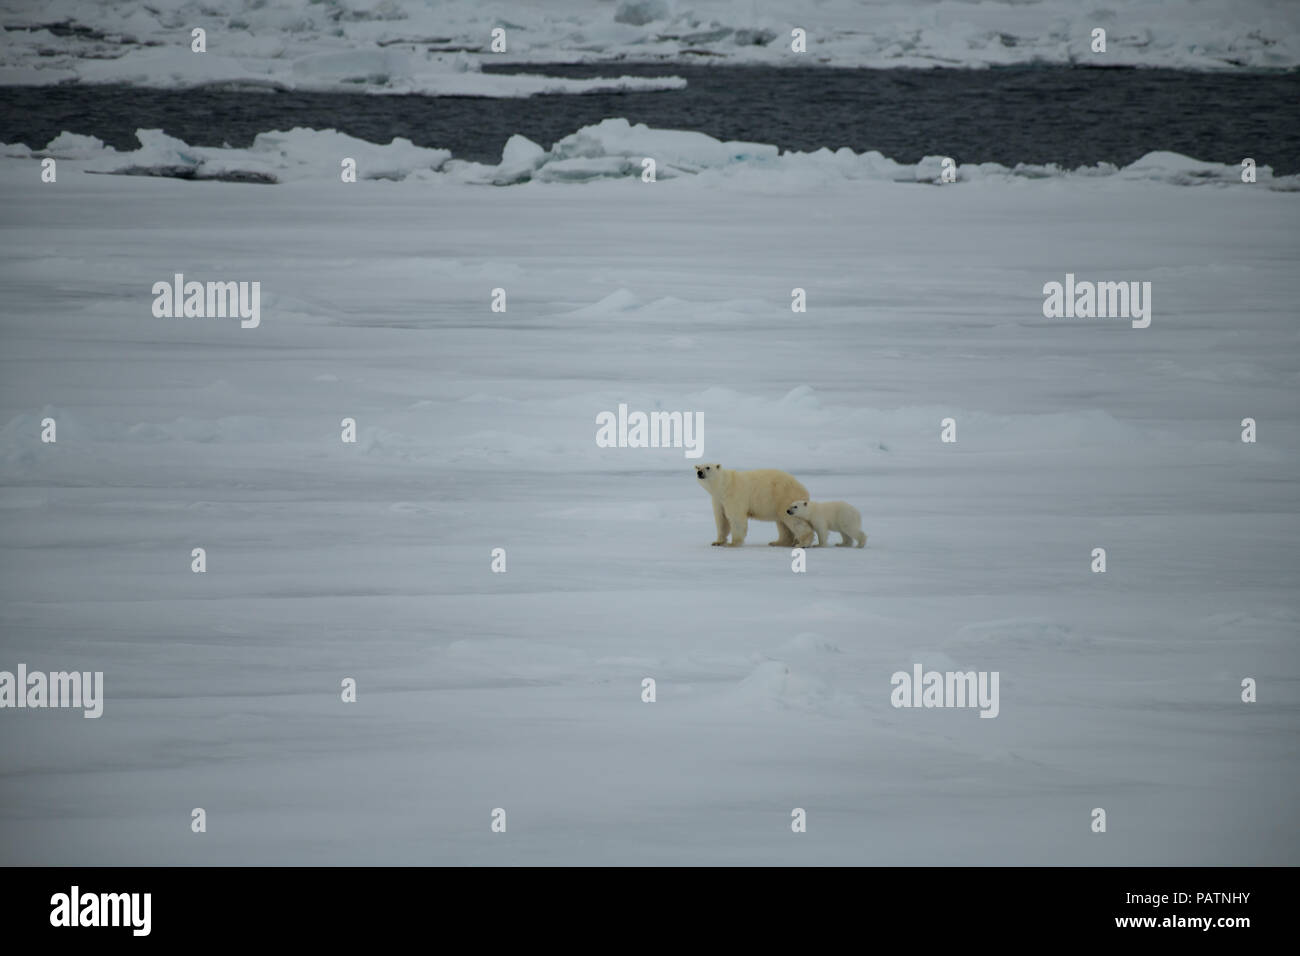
[834,520,867,548]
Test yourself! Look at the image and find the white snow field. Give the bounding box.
[0,122,1297,865]
[2,0,1298,91]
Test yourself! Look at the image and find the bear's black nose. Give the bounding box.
[786,508,794,514]
[696,471,704,479]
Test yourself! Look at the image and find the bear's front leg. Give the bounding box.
[813,521,831,547]
[724,506,748,546]
[711,498,730,545]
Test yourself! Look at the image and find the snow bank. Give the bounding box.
[380,119,1300,190]
[0,0,1295,87]
[16,127,450,184]
[551,118,779,170]
[9,119,1298,190]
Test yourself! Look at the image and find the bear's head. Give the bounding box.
[786,499,810,517]
[694,463,723,487]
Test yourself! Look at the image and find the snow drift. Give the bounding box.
[6,119,1298,190]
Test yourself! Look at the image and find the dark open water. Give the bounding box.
[1,63,1297,172]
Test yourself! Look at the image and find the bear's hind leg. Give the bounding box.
[769,516,797,547]
[787,516,814,548]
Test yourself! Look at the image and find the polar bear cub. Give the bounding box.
[785,499,867,548]
[694,463,809,547]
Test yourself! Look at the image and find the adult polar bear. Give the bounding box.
[694,463,809,547]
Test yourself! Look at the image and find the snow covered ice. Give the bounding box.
[1,0,1298,92]
[0,116,1297,864]
[11,122,1300,189]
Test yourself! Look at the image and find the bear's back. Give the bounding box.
[737,469,809,502]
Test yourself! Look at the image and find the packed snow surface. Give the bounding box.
[0,117,1297,864]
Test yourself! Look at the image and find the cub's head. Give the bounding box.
[694,463,723,487]
[786,499,810,517]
